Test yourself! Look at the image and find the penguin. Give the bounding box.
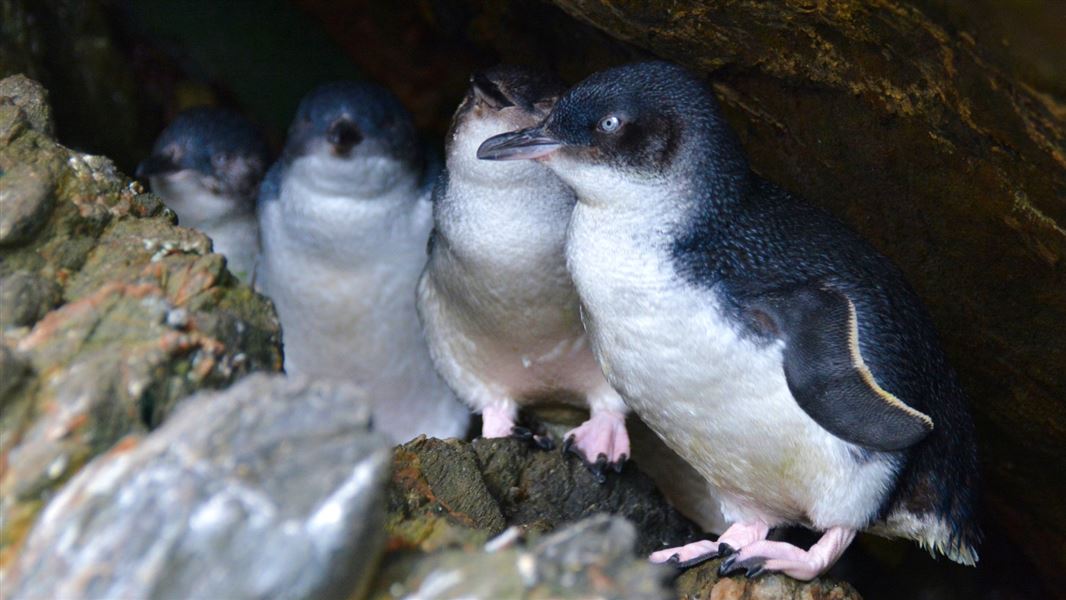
[137,107,270,283]
[416,66,630,474]
[257,81,469,444]
[477,61,980,580]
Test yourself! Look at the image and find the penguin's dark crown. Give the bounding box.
[285,81,419,164]
[467,65,565,114]
[137,107,270,187]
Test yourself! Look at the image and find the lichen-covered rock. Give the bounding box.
[375,514,672,600]
[386,436,702,557]
[0,75,281,567]
[3,374,392,600]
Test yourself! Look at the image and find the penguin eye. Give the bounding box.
[597,115,622,134]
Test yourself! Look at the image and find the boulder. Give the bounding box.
[3,375,392,600]
[0,75,282,566]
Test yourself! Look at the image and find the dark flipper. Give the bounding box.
[748,284,933,451]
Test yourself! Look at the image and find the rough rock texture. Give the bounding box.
[676,561,862,600]
[4,375,392,600]
[375,514,672,600]
[0,75,282,567]
[384,437,701,557]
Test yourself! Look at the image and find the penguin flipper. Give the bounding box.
[749,284,934,451]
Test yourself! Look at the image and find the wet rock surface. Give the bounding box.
[0,75,281,566]
[4,374,392,600]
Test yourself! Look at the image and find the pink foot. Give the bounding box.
[718,527,856,581]
[650,521,770,568]
[481,404,517,438]
[563,410,630,478]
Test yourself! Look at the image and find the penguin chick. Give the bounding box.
[257,81,469,444]
[479,61,980,580]
[417,66,630,473]
[138,107,270,283]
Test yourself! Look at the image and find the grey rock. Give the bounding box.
[0,271,61,329]
[5,374,392,600]
[0,75,54,136]
[0,343,32,404]
[383,514,671,600]
[0,163,55,246]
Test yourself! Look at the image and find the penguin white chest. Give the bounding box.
[567,205,896,529]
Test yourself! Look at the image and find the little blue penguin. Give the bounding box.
[478,61,980,580]
[257,81,469,444]
[137,107,270,283]
[417,66,630,474]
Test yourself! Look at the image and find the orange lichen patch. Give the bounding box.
[109,435,142,455]
[17,282,126,350]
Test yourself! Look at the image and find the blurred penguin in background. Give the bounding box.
[257,81,469,443]
[138,107,270,283]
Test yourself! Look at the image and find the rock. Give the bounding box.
[374,514,672,599]
[3,374,392,600]
[676,560,862,600]
[0,75,53,136]
[0,271,61,329]
[0,76,282,567]
[0,163,55,245]
[386,436,701,557]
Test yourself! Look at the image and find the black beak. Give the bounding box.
[477,126,563,161]
[471,72,514,109]
[327,119,363,154]
[135,154,180,179]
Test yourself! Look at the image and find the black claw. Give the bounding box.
[718,555,739,576]
[717,542,737,558]
[666,553,680,565]
[611,454,627,473]
[562,434,575,454]
[745,563,767,579]
[533,434,555,450]
[511,426,554,450]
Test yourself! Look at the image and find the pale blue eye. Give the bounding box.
[598,115,621,133]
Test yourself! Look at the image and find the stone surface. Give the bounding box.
[374,514,672,600]
[3,374,392,600]
[676,560,862,600]
[385,436,702,557]
[0,75,282,567]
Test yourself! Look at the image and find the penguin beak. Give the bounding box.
[135,154,180,179]
[327,118,363,155]
[477,127,562,161]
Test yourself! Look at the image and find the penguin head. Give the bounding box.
[137,107,270,209]
[478,61,747,205]
[447,66,564,184]
[283,81,422,197]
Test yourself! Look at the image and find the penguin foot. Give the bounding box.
[716,527,856,581]
[650,521,771,570]
[481,404,518,438]
[562,410,630,477]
